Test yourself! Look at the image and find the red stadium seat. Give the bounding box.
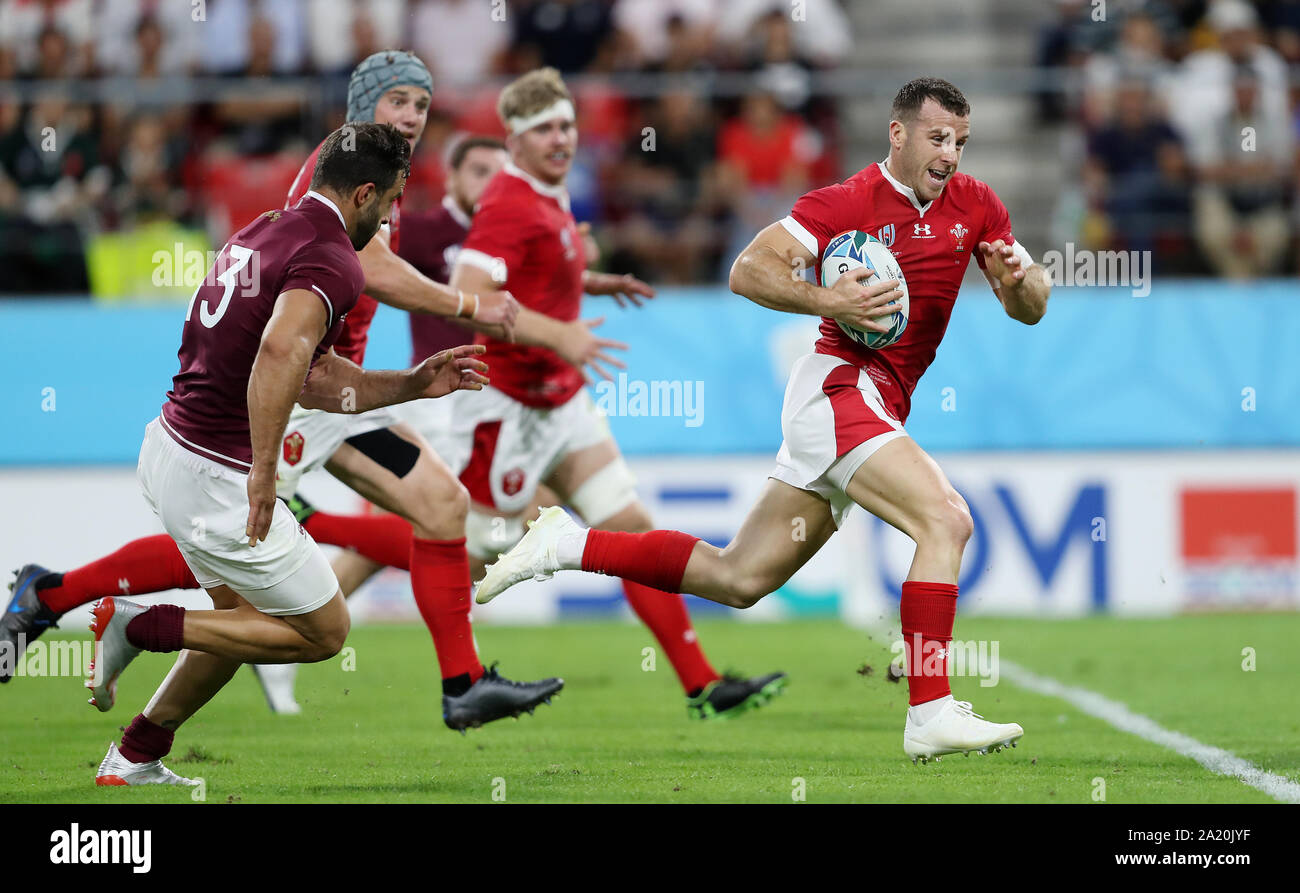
[197,155,308,241]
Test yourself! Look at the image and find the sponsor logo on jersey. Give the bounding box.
[913,223,932,238]
[502,467,526,497]
[282,431,305,466]
[875,224,895,248]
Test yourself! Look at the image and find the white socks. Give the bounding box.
[555,530,589,569]
[909,694,953,725]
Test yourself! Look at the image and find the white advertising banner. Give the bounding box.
[2,450,1296,628]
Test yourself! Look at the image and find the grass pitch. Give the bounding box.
[2,615,1296,803]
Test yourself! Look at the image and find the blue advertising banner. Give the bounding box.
[1,280,1296,464]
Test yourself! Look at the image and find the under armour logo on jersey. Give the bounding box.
[914,223,931,236]
[118,578,131,595]
[559,227,576,261]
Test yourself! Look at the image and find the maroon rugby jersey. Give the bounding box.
[285,139,401,366]
[160,192,365,470]
[402,195,472,365]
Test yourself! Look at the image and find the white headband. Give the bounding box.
[507,99,575,136]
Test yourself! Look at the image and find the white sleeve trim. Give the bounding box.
[456,247,508,284]
[779,215,819,257]
[309,284,335,327]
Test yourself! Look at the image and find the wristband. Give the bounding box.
[455,290,465,317]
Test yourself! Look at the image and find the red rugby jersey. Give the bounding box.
[782,161,1016,423]
[161,193,365,470]
[403,195,473,365]
[457,161,586,408]
[284,138,402,366]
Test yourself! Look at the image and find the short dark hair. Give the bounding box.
[449,135,506,170]
[309,122,411,197]
[891,78,970,123]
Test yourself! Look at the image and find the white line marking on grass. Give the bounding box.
[1001,659,1300,804]
[853,621,1298,802]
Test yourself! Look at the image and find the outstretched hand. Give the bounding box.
[556,316,628,384]
[583,270,656,309]
[978,239,1026,289]
[409,344,490,399]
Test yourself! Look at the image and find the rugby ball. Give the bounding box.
[820,230,909,349]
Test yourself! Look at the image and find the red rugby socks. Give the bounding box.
[37,535,200,615]
[303,511,412,570]
[621,581,718,694]
[581,529,699,593]
[900,580,959,706]
[409,537,484,687]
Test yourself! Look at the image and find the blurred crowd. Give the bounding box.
[0,0,851,293]
[1040,0,1300,277]
[5,0,1297,296]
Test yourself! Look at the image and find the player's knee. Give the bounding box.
[916,496,973,550]
[307,617,350,662]
[403,466,469,531]
[722,570,776,609]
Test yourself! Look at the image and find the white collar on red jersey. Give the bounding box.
[441,193,473,230]
[877,159,933,218]
[304,190,347,230]
[503,160,570,212]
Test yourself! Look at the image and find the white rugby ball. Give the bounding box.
[820,230,909,349]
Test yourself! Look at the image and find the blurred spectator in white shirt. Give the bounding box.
[412,0,511,84]
[0,0,93,75]
[1082,11,1174,126]
[198,0,306,75]
[94,0,199,77]
[306,0,405,74]
[1168,0,1290,153]
[1189,63,1294,278]
[613,0,715,67]
[714,0,851,66]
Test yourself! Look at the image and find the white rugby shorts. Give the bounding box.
[274,404,397,498]
[139,419,339,614]
[769,353,909,527]
[396,386,611,516]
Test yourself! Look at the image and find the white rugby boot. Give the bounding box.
[95,742,198,787]
[86,597,147,712]
[474,506,582,605]
[903,695,1024,764]
[251,663,302,715]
